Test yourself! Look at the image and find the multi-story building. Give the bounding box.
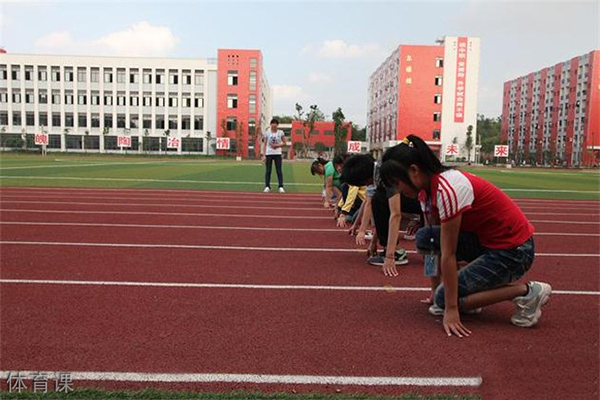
[501,50,599,167]
[0,48,271,155]
[368,37,480,161]
[289,120,352,158]
[217,49,272,158]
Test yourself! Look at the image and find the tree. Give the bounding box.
[253,120,262,159]
[235,121,244,157]
[464,125,474,162]
[332,107,347,156]
[351,125,366,141]
[272,115,294,124]
[296,103,323,158]
[314,142,327,153]
[477,115,501,160]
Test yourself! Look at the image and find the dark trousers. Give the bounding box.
[265,155,284,188]
[372,186,422,248]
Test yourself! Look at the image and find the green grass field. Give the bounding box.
[0,153,598,200]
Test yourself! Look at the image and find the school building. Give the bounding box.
[501,50,600,167]
[367,36,481,161]
[289,120,352,158]
[0,48,272,156]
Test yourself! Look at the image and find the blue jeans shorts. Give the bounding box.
[415,226,535,308]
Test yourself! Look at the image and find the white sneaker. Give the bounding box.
[278,187,285,193]
[263,187,271,193]
[364,231,373,241]
[511,281,552,328]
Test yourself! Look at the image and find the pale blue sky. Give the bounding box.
[1,0,598,126]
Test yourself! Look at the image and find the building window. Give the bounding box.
[226,117,237,131]
[65,92,74,105]
[25,91,34,104]
[143,114,152,129]
[11,91,20,103]
[51,67,60,82]
[78,92,87,105]
[183,72,192,85]
[249,94,256,114]
[65,69,74,82]
[156,95,165,107]
[143,70,152,84]
[130,93,139,107]
[90,68,99,83]
[194,96,204,108]
[91,92,100,105]
[143,93,152,107]
[130,69,139,84]
[434,76,443,86]
[26,112,35,126]
[52,113,61,127]
[227,94,238,108]
[169,71,179,85]
[13,112,22,126]
[433,129,441,140]
[117,69,126,84]
[0,112,8,125]
[194,70,204,85]
[168,115,178,129]
[39,112,48,127]
[130,115,139,129]
[168,94,178,107]
[117,114,126,128]
[104,93,113,106]
[52,91,60,104]
[104,69,113,83]
[182,97,191,108]
[156,115,165,129]
[435,58,444,68]
[91,114,100,128]
[78,114,87,128]
[117,93,126,106]
[25,67,33,81]
[0,66,7,80]
[182,116,191,130]
[433,112,441,122]
[194,116,204,130]
[64,113,74,127]
[434,94,442,104]
[12,66,20,81]
[156,70,164,85]
[38,67,47,81]
[228,71,238,86]
[104,114,113,129]
[78,68,87,82]
[250,58,257,68]
[0,90,7,103]
[249,71,257,91]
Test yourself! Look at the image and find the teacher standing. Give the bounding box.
[261,118,287,193]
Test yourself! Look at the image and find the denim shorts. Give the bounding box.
[415,226,535,309]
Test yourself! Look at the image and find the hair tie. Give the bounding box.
[401,137,414,147]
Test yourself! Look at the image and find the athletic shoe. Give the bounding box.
[279,187,285,193]
[368,250,408,266]
[511,281,552,328]
[378,249,407,258]
[263,187,271,193]
[364,231,373,241]
[428,304,482,316]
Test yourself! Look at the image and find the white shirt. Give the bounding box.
[263,129,284,156]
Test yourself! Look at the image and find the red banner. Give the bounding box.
[454,37,468,123]
[34,133,49,146]
[117,136,131,148]
[167,137,180,149]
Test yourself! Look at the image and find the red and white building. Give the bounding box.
[368,37,481,161]
[501,50,600,167]
[288,120,352,158]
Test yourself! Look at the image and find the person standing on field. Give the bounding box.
[261,118,287,193]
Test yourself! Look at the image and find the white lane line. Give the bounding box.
[0,209,332,220]
[1,221,598,237]
[0,175,322,187]
[0,370,482,387]
[0,241,598,257]
[0,161,266,170]
[0,279,597,296]
[0,200,325,212]
[0,221,342,233]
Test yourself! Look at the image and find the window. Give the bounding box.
[249,94,256,113]
[194,70,204,85]
[227,94,238,108]
[130,115,139,129]
[156,115,165,129]
[65,69,74,82]
[250,58,257,68]
[168,115,178,129]
[12,91,21,103]
[117,114,126,128]
[226,117,237,131]
[0,91,8,103]
[41,67,49,81]
[156,95,165,107]
[64,113,74,127]
[182,116,191,130]
[143,93,152,107]
[194,116,204,130]
[194,96,204,108]
[91,114,100,128]
[249,71,257,91]
[78,91,87,105]
[228,71,238,86]
[0,112,8,126]
[52,91,60,104]
[52,113,61,127]
[104,114,113,128]
[13,112,22,126]
[156,70,164,84]
[25,67,33,81]
[433,112,441,122]
[324,130,333,136]
[435,58,444,68]
[51,67,60,82]
[182,97,191,108]
[91,92,100,105]
[104,69,113,83]
[168,94,178,107]
[434,76,442,86]
[104,93,113,106]
[117,69,126,84]
[90,68,99,83]
[143,70,152,84]
[434,94,442,104]
[183,72,192,85]
[12,66,20,81]
[169,71,178,85]
[25,91,34,104]
[249,118,256,135]
[78,68,87,82]
[78,114,87,127]
[433,129,441,140]
[130,69,139,84]
[0,66,7,80]
[26,112,35,126]
[117,93,126,106]
[130,93,139,106]
[143,115,152,129]
[39,112,48,127]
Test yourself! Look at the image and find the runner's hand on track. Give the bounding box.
[356,230,366,246]
[336,214,347,228]
[382,257,398,277]
[443,308,471,338]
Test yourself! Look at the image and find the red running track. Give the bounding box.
[0,187,599,399]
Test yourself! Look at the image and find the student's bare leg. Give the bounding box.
[461,283,528,310]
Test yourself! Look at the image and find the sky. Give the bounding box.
[0,0,598,127]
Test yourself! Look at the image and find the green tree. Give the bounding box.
[351,125,366,141]
[314,142,327,153]
[332,107,347,156]
[235,121,244,157]
[464,125,474,162]
[296,103,323,157]
[477,114,501,160]
[272,115,294,124]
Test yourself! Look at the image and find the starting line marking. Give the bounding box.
[0,279,597,296]
[0,370,482,387]
[1,241,598,257]
[1,221,598,236]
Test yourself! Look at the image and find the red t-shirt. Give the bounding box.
[418,170,534,249]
